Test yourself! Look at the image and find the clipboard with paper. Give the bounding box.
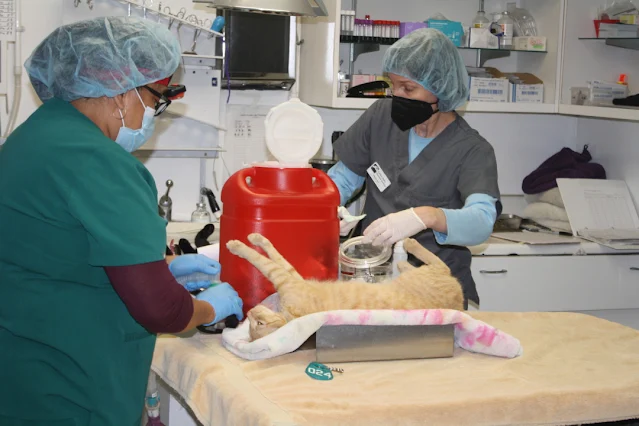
[557,178,639,250]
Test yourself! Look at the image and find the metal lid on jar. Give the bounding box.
[339,236,392,269]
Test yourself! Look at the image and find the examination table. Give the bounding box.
[151,312,639,426]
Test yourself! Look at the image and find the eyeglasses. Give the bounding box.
[141,84,186,116]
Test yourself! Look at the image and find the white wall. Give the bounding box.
[5,0,636,222]
[575,117,639,204]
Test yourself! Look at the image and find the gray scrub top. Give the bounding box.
[333,99,500,305]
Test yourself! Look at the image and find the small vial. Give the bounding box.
[191,199,211,223]
[391,240,407,278]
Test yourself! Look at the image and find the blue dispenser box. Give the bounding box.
[426,19,463,47]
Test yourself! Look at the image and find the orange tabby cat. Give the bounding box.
[226,233,464,341]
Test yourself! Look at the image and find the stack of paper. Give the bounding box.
[557,178,639,250]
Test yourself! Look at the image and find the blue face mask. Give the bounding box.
[115,89,156,152]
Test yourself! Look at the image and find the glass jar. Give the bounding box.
[191,200,212,223]
[339,236,393,283]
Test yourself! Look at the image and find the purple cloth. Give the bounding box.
[522,146,606,194]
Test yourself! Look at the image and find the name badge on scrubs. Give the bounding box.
[367,162,391,193]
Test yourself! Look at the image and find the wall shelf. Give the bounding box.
[558,104,639,121]
[578,37,639,50]
[111,0,223,37]
[331,97,556,113]
[134,148,224,159]
[339,35,548,53]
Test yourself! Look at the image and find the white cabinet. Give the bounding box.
[298,0,564,113]
[471,254,639,311]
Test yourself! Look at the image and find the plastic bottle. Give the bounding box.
[497,5,514,48]
[145,373,165,426]
[391,240,408,278]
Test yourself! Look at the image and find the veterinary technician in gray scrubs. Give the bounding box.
[329,28,501,308]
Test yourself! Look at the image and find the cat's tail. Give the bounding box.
[402,238,451,273]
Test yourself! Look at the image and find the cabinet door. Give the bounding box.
[471,255,639,312]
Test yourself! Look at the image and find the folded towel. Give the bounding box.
[524,187,565,208]
[523,201,570,222]
[522,202,573,233]
[222,294,523,361]
[522,146,606,194]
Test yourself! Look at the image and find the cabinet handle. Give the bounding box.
[631,267,639,271]
[479,269,508,274]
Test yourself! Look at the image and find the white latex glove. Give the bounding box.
[337,206,366,237]
[362,208,426,247]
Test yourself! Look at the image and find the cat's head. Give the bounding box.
[247,305,287,341]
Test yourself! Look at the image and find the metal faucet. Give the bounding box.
[159,179,173,221]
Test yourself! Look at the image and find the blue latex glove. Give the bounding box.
[169,253,220,277]
[196,283,244,325]
[169,254,221,292]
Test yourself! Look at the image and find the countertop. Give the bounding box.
[470,235,639,256]
[165,222,639,258]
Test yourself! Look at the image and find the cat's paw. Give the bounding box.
[397,261,415,273]
[248,233,273,248]
[226,240,246,254]
[402,238,419,252]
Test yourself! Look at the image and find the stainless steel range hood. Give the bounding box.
[192,0,328,17]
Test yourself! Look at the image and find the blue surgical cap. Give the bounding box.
[25,16,182,102]
[383,28,469,112]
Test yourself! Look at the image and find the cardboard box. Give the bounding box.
[513,36,547,51]
[619,14,639,25]
[506,73,544,103]
[469,27,499,49]
[467,67,509,103]
[598,23,639,38]
[427,19,463,46]
[587,80,628,105]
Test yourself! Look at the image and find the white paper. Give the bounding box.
[557,179,639,233]
[557,178,639,249]
[224,106,273,176]
[492,231,582,245]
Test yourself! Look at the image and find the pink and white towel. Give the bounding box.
[222,294,523,360]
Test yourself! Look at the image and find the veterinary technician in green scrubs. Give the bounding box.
[0,17,243,425]
[330,29,502,308]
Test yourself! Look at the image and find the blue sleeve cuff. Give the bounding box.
[434,193,498,246]
[327,161,366,205]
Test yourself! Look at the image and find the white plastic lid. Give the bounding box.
[264,98,323,166]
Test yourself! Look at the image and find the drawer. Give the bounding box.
[471,255,639,312]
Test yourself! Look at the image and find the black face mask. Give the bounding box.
[390,96,439,131]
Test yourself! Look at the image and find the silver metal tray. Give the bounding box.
[313,324,455,363]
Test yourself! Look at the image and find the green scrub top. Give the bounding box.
[0,98,167,425]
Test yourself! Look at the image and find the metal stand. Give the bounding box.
[475,48,511,67]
